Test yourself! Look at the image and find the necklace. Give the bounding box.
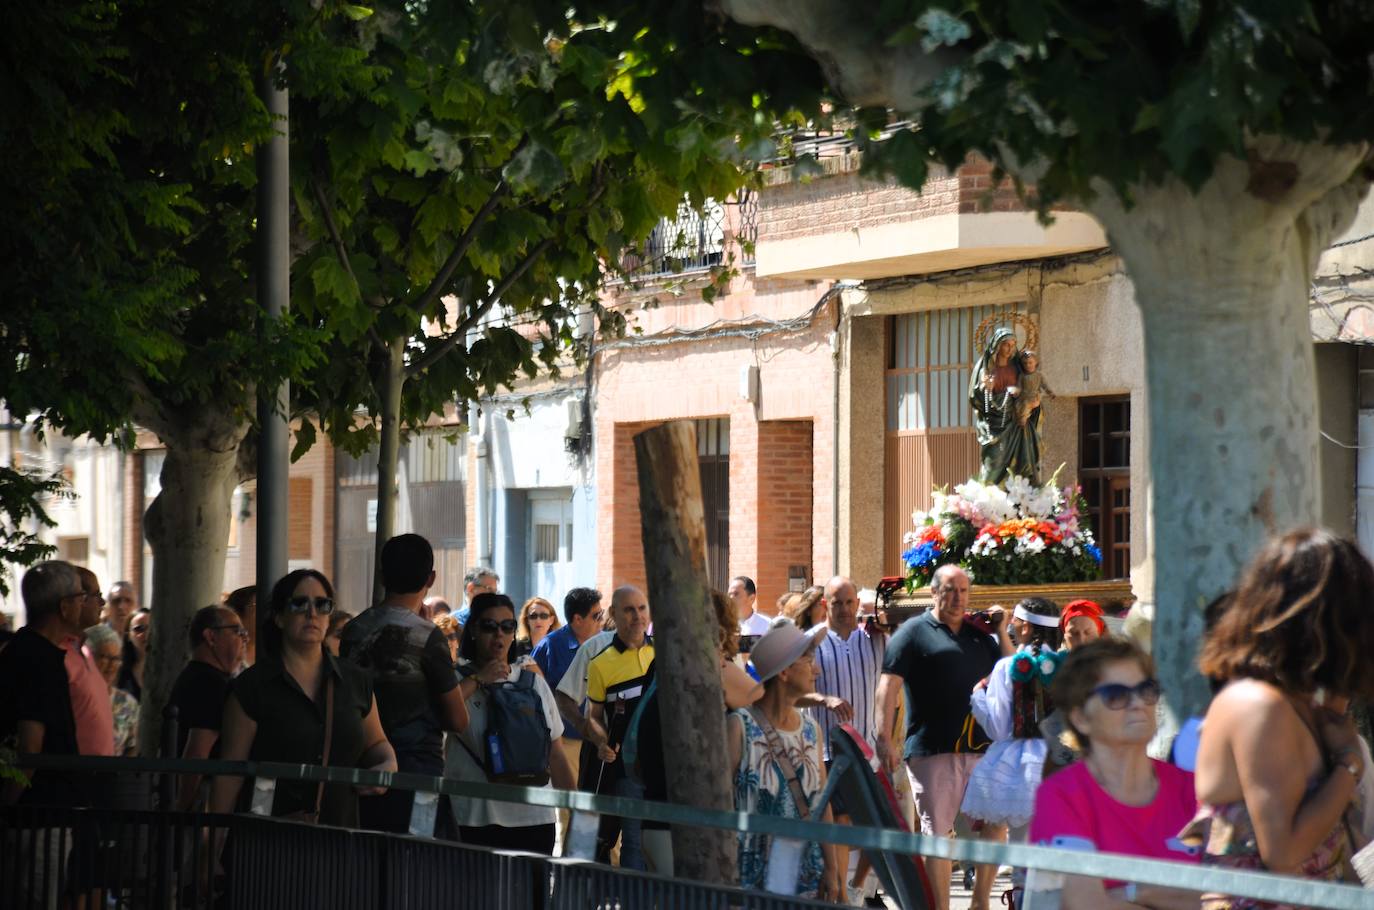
[983,387,1012,411]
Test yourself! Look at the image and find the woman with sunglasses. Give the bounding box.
[116,608,151,700]
[1028,637,1200,909]
[514,597,561,660]
[444,592,577,853]
[211,569,396,827]
[1182,528,1374,904]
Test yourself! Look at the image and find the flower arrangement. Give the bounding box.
[901,472,1103,589]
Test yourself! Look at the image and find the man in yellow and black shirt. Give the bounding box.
[584,586,653,869]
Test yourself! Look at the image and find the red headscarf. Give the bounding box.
[1060,599,1106,636]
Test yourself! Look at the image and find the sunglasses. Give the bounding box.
[526,611,553,622]
[476,618,518,635]
[1090,679,1162,710]
[212,624,249,640]
[286,596,335,615]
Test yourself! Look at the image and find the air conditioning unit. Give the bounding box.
[564,398,586,454]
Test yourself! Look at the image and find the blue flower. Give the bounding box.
[1086,543,1102,564]
[903,541,940,569]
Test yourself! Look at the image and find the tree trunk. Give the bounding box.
[1086,139,1370,726]
[633,421,737,885]
[138,431,242,757]
[372,335,405,604]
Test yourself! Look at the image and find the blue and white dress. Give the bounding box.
[733,708,826,898]
[960,646,1058,827]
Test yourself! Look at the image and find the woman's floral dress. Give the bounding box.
[111,686,139,755]
[733,708,826,898]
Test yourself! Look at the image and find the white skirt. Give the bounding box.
[959,737,1047,828]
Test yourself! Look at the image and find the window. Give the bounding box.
[1079,396,1131,580]
[696,418,730,593]
[533,523,560,563]
[887,304,1022,431]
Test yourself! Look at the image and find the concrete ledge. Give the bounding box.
[757,211,1108,280]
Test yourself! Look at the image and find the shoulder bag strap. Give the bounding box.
[312,674,335,820]
[746,705,813,822]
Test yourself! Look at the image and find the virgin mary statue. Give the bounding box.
[969,327,1042,485]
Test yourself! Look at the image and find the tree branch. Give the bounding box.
[714,0,967,111]
[406,236,555,377]
[311,178,383,310]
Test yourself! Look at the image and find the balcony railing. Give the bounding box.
[619,192,757,280]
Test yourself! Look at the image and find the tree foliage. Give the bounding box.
[0,466,69,599]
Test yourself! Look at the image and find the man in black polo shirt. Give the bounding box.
[168,604,246,809]
[0,561,85,808]
[875,564,1013,910]
[0,561,86,905]
[340,533,467,834]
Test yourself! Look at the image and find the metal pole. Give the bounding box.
[256,58,290,604]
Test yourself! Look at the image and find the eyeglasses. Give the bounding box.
[212,625,249,640]
[84,591,105,605]
[588,611,605,625]
[1089,679,1162,710]
[286,596,335,615]
[93,653,123,666]
[476,619,518,635]
[526,611,553,622]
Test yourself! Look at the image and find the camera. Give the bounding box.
[738,634,760,655]
[964,609,1004,635]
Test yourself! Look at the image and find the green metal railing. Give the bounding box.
[8,754,1371,909]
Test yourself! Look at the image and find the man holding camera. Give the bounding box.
[874,564,1014,910]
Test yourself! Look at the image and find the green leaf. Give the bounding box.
[917,9,972,51]
[341,5,373,21]
[502,141,566,195]
[309,256,357,305]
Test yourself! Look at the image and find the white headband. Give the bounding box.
[1013,605,1060,628]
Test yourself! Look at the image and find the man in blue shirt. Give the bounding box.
[452,566,500,629]
[532,587,605,692]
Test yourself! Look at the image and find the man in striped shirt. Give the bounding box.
[811,574,886,902]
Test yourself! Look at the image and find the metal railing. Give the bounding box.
[3,754,1370,910]
[619,192,757,279]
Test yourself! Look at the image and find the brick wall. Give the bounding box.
[758,153,1024,243]
[755,420,815,604]
[596,420,658,595]
[121,451,144,587]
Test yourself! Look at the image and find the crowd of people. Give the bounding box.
[2,526,1373,908]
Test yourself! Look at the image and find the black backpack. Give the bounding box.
[459,668,552,786]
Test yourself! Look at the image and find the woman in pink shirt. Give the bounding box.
[1029,637,1200,909]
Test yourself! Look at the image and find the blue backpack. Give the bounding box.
[459,668,552,786]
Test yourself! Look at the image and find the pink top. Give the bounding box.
[1029,759,1200,887]
[64,637,115,757]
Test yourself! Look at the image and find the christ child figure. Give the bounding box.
[1014,349,1054,426]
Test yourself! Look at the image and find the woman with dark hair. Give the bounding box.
[224,585,257,667]
[962,597,1063,829]
[1182,527,1374,901]
[443,592,577,852]
[116,608,150,700]
[1029,637,1199,908]
[211,569,395,827]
